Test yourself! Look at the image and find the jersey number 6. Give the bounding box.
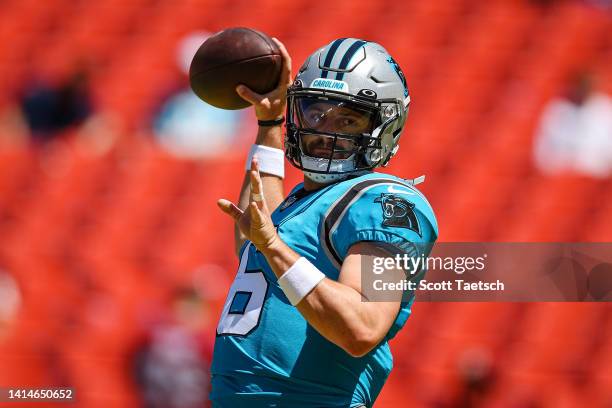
[217,243,268,336]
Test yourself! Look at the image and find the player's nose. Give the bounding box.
[316,135,334,149]
[319,119,336,133]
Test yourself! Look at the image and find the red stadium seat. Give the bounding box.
[1,0,611,406]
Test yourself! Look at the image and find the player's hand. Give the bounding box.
[235,38,292,121]
[217,157,279,250]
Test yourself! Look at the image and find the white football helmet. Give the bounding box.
[286,38,411,183]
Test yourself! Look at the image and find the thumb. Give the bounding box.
[236,85,262,105]
[217,199,243,221]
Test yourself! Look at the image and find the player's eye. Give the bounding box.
[308,112,323,122]
[305,110,325,124]
[335,115,366,132]
[341,118,356,126]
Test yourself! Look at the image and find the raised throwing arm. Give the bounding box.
[231,38,292,256]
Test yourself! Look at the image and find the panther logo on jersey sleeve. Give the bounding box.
[374,193,421,235]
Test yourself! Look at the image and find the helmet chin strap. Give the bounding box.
[303,169,370,184]
[300,152,360,183]
[303,171,351,183]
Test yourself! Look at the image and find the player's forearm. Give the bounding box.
[261,239,384,357]
[234,126,285,254]
[234,175,251,255]
[255,125,284,211]
[297,279,385,357]
[259,236,301,275]
[238,126,284,210]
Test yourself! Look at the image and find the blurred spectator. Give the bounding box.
[133,287,212,408]
[19,68,93,141]
[533,72,612,178]
[424,347,498,408]
[151,32,246,158]
[0,62,123,153]
[0,269,21,341]
[452,348,496,408]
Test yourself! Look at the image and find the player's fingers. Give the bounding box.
[249,201,266,227]
[272,38,292,87]
[272,38,291,73]
[250,157,264,194]
[249,158,261,195]
[217,199,243,221]
[236,85,264,105]
[249,158,266,210]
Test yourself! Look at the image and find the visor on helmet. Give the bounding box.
[293,97,377,136]
[285,91,392,177]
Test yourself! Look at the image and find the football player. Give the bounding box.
[212,38,438,407]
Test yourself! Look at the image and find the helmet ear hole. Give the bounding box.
[366,149,381,165]
[384,105,396,118]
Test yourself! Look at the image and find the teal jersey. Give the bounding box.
[211,172,438,407]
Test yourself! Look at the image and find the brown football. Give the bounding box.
[189,27,282,110]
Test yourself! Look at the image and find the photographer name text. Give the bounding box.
[373,279,505,292]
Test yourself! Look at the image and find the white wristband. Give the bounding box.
[278,257,326,306]
[245,144,285,178]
